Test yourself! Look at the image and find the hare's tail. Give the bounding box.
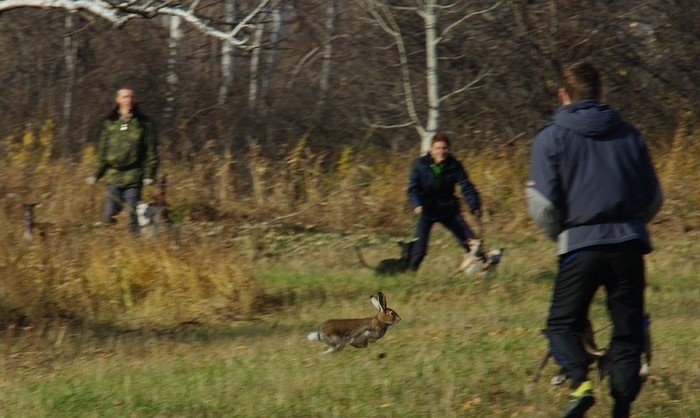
[307,331,321,341]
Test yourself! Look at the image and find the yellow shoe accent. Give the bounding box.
[571,380,593,397]
[563,380,595,417]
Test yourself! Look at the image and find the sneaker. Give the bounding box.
[562,380,595,418]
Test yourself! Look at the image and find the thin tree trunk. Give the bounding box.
[62,13,77,157]
[218,0,237,106]
[317,0,339,112]
[218,0,238,205]
[262,4,282,111]
[246,17,265,145]
[165,16,182,126]
[248,24,264,113]
[422,0,439,154]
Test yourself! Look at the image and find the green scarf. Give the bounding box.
[430,163,444,189]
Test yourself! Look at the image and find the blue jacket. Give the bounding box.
[526,99,662,255]
[408,154,480,220]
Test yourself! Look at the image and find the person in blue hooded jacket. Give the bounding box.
[407,132,481,271]
[526,62,662,418]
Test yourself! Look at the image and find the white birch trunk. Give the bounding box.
[422,0,440,154]
[0,0,271,48]
[165,16,182,123]
[218,0,237,106]
[247,17,265,144]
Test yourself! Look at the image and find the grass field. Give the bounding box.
[1,227,697,418]
[1,127,697,416]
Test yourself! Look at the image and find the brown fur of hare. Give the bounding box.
[307,292,401,354]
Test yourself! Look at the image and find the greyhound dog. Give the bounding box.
[531,315,652,385]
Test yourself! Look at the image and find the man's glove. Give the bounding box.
[472,209,482,219]
[143,178,154,186]
[86,176,97,185]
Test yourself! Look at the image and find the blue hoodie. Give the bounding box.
[408,154,480,220]
[526,99,662,255]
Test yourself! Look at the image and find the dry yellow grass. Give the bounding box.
[0,119,697,331]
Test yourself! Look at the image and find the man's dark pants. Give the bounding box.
[546,241,645,411]
[409,213,474,270]
[103,185,141,235]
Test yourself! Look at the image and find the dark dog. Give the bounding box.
[355,239,417,275]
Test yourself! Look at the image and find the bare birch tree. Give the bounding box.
[355,0,502,153]
[0,0,270,48]
[165,15,182,124]
[218,0,237,106]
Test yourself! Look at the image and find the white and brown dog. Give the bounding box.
[136,176,176,240]
[460,238,503,278]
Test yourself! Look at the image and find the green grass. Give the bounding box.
[1,230,698,417]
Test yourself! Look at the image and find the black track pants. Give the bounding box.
[546,241,645,404]
[408,213,474,270]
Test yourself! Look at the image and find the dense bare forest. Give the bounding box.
[0,0,697,161]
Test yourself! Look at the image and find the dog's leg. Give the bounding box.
[531,349,551,383]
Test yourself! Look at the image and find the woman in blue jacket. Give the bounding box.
[407,132,481,271]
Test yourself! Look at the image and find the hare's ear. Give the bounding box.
[377,292,387,309]
[371,294,384,312]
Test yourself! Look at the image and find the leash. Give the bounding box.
[90,184,149,216]
[593,322,613,335]
[475,214,485,239]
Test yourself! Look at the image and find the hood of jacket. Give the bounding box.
[552,99,622,137]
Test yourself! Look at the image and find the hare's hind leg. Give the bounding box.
[323,344,346,354]
[318,334,346,354]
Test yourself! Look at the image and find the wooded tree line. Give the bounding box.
[0,0,697,161]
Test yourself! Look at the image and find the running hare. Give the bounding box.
[307,292,401,354]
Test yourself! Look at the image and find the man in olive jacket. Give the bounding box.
[87,88,159,235]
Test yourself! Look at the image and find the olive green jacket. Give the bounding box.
[94,113,159,188]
